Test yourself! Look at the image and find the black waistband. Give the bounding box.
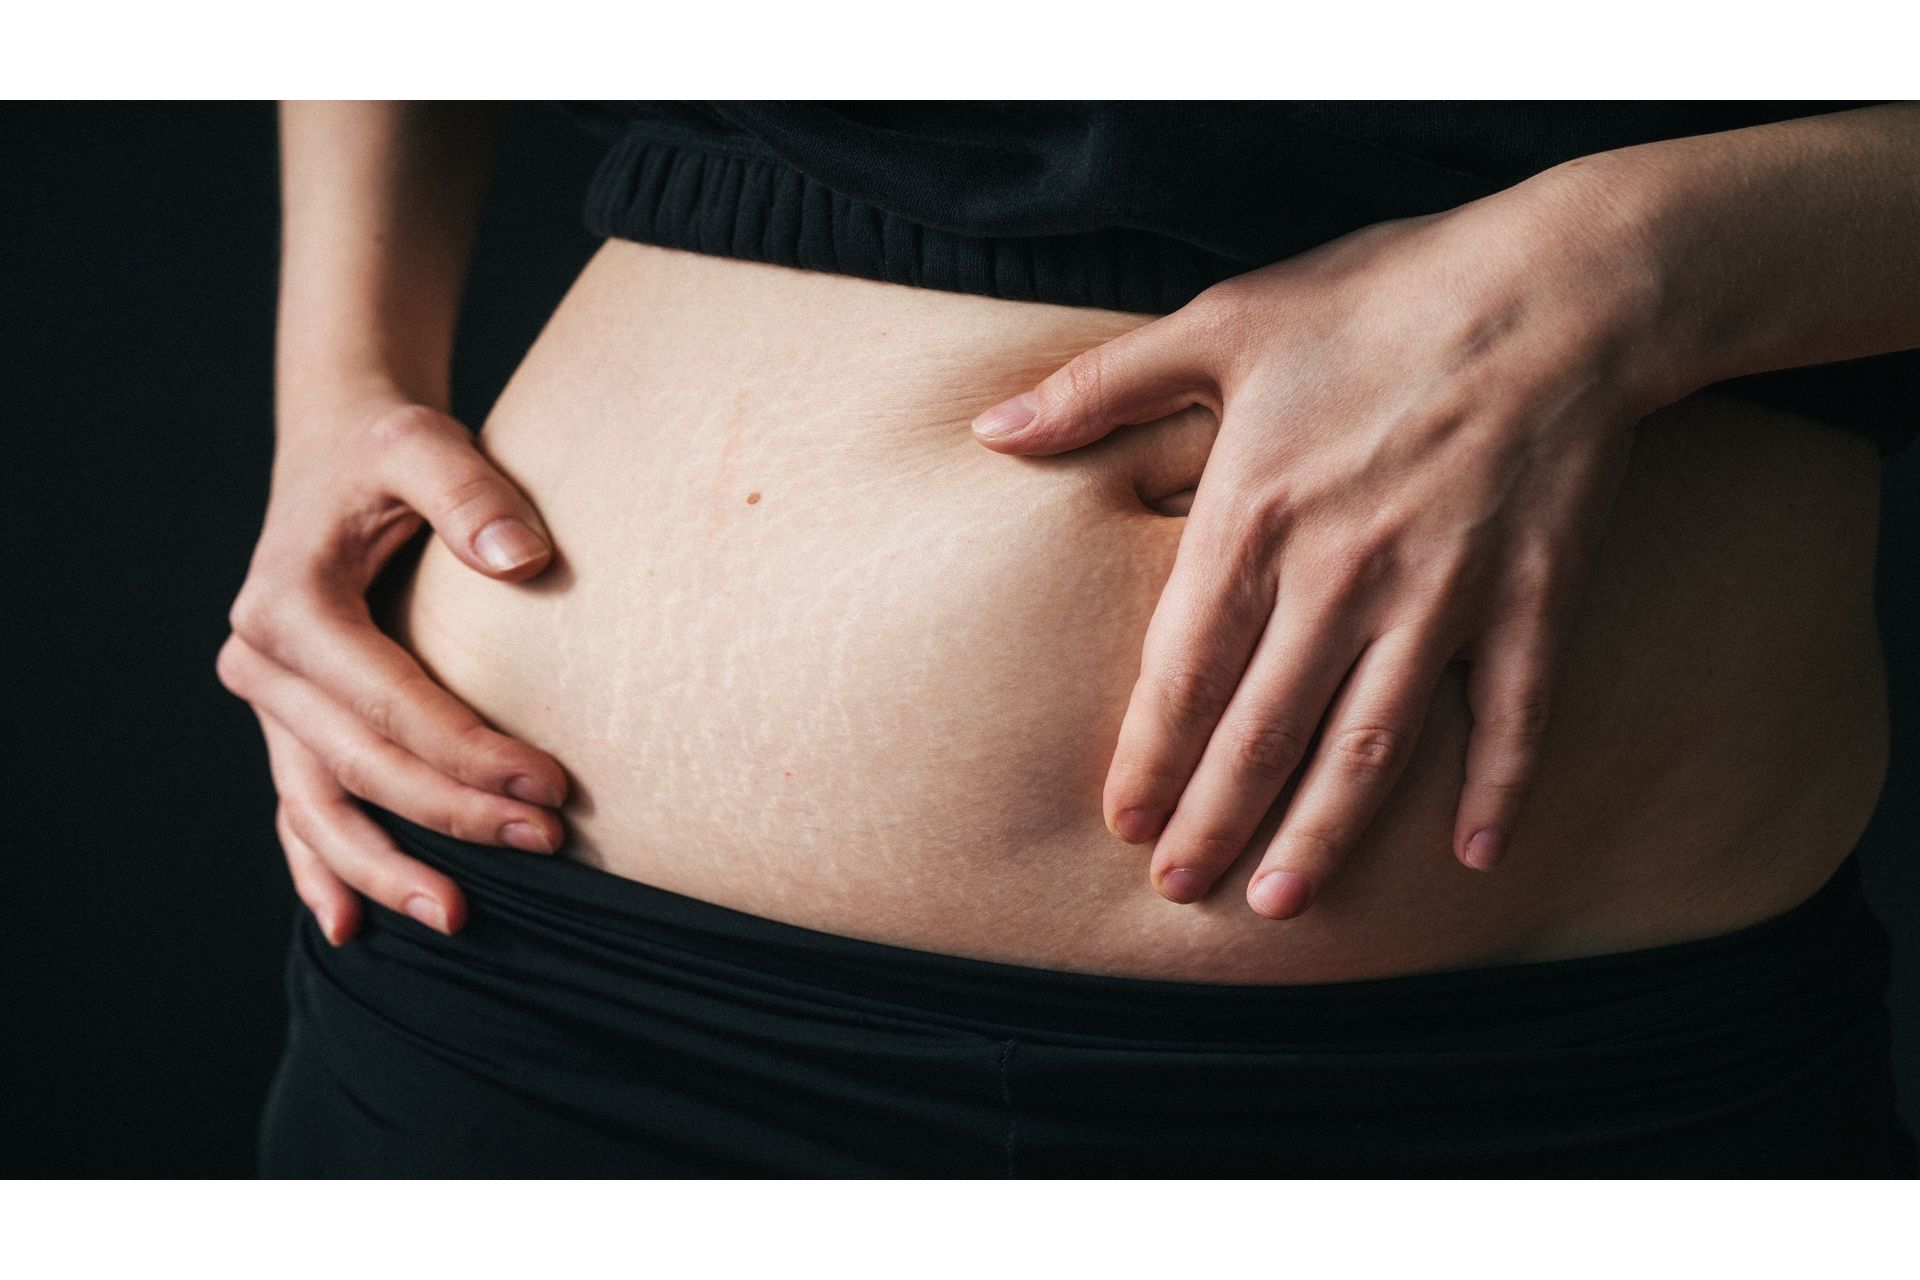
[581,125,1234,317]
[359,801,1889,1052]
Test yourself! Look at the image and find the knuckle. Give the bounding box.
[1509,544,1574,609]
[424,802,472,840]
[1184,280,1254,349]
[1179,826,1256,867]
[279,797,328,850]
[1497,693,1553,744]
[229,576,323,653]
[1331,724,1408,775]
[1056,349,1108,407]
[1236,512,1290,577]
[226,584,280,648]
[214,634,250,693]
[1189,278,1244,314]
[1105,757,1192,810]
[1155,665,1237,723]
[1211,489,1289,554]
[353,664,430,742]
[433,469,505,524]
[1317,538,1398,603]
[352,688,399,741]
[329,748,387,800]
[1227,718,1309,779]
[1471,772,1532,799]
[439,802,494,843]
[366,403,447,449]
[453,719,510,775]
[1428,545,1489,604]
[1280,825,1348,867]
[1511,569,1563,611]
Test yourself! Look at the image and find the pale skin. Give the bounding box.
[219,101,1920,940]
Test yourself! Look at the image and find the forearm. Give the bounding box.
[1575,103,1920,404]
[275,101,502,426]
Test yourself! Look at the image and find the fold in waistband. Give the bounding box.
[360,801,1887,1050]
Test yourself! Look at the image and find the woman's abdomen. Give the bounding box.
[385,240,1889,983]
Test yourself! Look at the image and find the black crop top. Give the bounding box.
[562,102,1917,459]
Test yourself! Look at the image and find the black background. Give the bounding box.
[7,102,1916,1177]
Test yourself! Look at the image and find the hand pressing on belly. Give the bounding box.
[217,394,570,943]
[970,163,1670,919]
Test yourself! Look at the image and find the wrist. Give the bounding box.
[275,294,456,433]
[1512,148,1758,416]
[1483,153,1693,417]
[275,267,462,432]
[1498,120,1920,433]
[275,361,452,442]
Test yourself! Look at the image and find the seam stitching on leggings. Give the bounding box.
[998,1038,1019,1178]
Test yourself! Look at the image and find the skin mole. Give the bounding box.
[746,491,761,505]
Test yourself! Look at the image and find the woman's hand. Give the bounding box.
[218,388,570,943]
[970,163,1672,920]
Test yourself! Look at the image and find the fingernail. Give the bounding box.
[1465,827,1506,872]
[474,518,547,572]
[502,821,554,854]
[971,391,1038,440]
[506,774,561,807]
[1250,871,1313,920]
[1114,807,1169,843]
[403,894,450,934]
[1160,867,1209,904]
[315,907,342,946]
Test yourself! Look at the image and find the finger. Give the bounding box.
[1452,604,1562,872]
[1102,504,1277,846]
[259,710,469,936]
[1246,625,1451,920]
[221,596,569,808]
[367,404,555,581]
[274,803,361,946]
[226,635,564,853]
[1148,589,1371,903]
[970,302,1222,455]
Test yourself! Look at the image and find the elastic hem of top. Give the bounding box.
[582,125,1240,317]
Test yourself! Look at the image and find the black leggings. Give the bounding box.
[258,802,1918,1177]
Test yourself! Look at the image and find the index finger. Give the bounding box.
[1103,501,1276,844]
[237,584,568,808]
[1245,623,1452,918]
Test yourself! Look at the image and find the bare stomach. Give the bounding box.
[383,239,1889,983]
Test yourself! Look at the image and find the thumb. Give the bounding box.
[969,307,1214,456]
[372,406,554,580]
